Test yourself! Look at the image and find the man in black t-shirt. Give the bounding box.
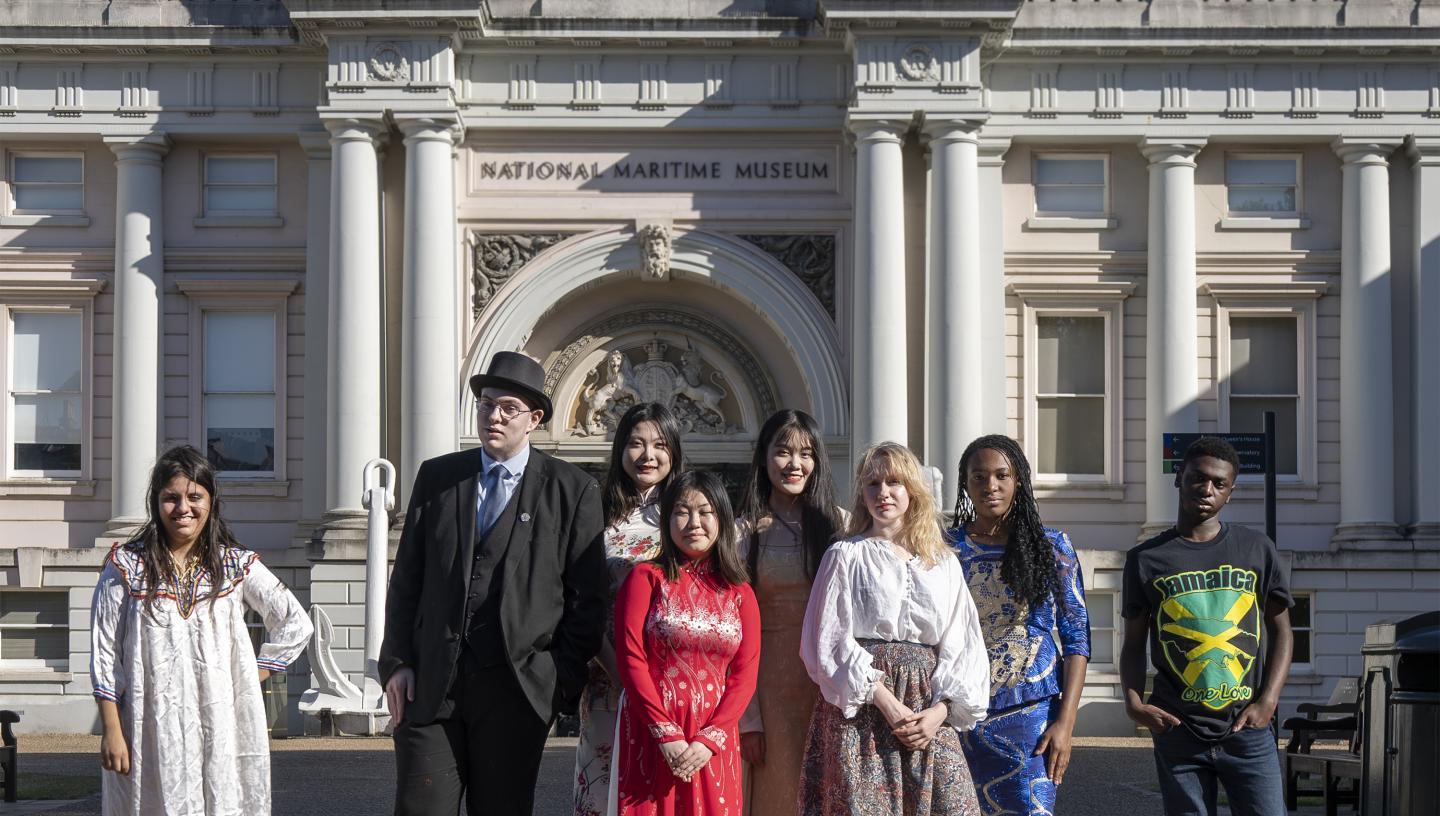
[1121,437,1293,816]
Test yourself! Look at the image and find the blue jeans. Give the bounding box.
[1151,724,1287,816]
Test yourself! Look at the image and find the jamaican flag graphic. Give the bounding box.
[1152,565,1261,711]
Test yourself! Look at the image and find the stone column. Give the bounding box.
[322,118,385,529]
[397,117,460,499]
[1409,138,1440,550]
[1139,138,1205,536]
[298,130,332,528]
[103,133,169,531]
[1332,138,1405,547]
[923,118,987,507]
[977,137,1013,439]
[850,119,909,457]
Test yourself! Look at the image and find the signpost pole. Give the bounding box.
[1263,410,1277,544]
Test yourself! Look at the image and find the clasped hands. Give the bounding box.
[874,684,947,752]
[659,739,714,783]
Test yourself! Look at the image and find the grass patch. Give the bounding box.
[19,772,101,800]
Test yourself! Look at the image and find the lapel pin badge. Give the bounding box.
[520,512,531,523]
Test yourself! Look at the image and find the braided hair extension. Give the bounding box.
[952,434,1058,607]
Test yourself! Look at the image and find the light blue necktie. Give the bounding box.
[478,463,507,538]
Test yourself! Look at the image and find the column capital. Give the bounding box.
[395,114,464,146]
[920,114,988,144]
[103,132,171,162]
[846,116,909,143]
[297,128,333,161]
[977,136,1013,167]
[1406,136,1440,165]
[323,115,387,144]
[1138,137,1206,166]
[1332,136,1403,165]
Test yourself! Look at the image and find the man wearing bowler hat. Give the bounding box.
[380,351,607,815]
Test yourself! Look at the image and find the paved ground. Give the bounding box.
[9,734,1333,815]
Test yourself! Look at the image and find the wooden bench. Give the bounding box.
[1282,678,1360,815]
[0,709,18,803]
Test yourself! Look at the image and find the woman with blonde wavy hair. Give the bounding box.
[797,442,990,815]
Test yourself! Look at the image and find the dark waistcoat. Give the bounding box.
[463,481,523,667]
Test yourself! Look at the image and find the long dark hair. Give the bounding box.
[132,445,240,616]
[739,409,842,583]
[952,434,1058,606]
[602,402,685,528]
[654,470,748,586]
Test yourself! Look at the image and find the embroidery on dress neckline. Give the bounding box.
[108,541,257,619]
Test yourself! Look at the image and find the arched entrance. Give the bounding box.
[459,226,849,481]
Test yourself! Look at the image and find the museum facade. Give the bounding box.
[0,0,1437,733]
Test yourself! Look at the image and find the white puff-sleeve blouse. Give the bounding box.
[799,535,990,729]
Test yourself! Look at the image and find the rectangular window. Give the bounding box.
[1228,316,1299,475]
[1226,155,1300,216]
[1034,155,1107,217]
[10,153,84,213]
[203,155,278,215]
[1290,593,1313,667]
[0,590,69,670]
[1087,590,1116,666]
[1036,315,1106,475]
[203,312,276,474]
[9,310,84,475]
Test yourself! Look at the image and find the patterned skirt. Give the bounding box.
[798,639,982,816]
[959,697,1059,816]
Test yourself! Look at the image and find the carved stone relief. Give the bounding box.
[572,338,734,436]
[545,307,778,436]
[637,222,672,281]
[736,233,836,318]
[471,233,569,317]
[369,43,409,82]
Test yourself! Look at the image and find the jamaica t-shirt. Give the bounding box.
[1122,523,1292,741]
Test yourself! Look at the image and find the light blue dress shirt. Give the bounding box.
[477,445,531,532]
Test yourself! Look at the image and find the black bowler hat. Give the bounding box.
[468,351,553,421]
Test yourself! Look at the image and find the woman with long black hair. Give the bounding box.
[735,409,845,815]
[573,402,685,816]
[949,434,1091,815]
[89,445,312,816]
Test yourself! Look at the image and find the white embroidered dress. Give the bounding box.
[89,541,312,816]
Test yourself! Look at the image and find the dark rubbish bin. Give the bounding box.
[1360,610,1439,816]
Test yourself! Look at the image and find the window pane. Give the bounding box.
[1035,158,1105,185]
[1230,397,1298,475]
[1291,595,1311,626]
[13,156,83,183]
[12,312,83,391]
[1090,634,1114,664]
[1087,595,1114,629]
[204,313,274,391]
[13,394,82,444]
[205,395,275,472]
[14,184,84,211]
[0,591,68,625]
[1293,630,1312,664]
[205,186,277,213]
[1227,186,1295,213]
[1037,316,1105,394]
[0,628,68,661]
[1227,158,1297,185]
[1035,185,1105,214]
[1037,396,1105,474]
[206,156,277,185]
[1230,317,1297,395]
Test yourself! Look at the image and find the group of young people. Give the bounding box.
[89,350,1294,816]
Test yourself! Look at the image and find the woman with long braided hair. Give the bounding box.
[949,434,1091,815]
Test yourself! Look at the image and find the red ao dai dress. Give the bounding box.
[613,561,761,816]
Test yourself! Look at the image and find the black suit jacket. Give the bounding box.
[379,446,607,725]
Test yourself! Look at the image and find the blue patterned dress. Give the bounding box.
[949,527,1090,816]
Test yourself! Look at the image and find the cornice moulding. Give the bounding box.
[1006,280,1137,299]
[173,278,301,296]
[0,276,107,297]
[1200,280,1330,299]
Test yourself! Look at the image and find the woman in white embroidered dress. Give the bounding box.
[573,402,686,816]
[90,445,312,816]
[798,442,990,816]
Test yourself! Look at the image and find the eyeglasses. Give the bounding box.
[477,398,533,422]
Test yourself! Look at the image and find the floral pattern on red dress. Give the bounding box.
[613,562,761,816]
